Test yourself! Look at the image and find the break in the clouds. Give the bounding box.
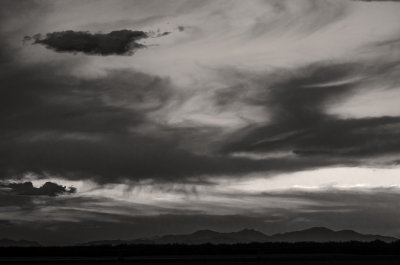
[1,0,400,244]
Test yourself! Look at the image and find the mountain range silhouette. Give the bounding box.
[83,227,398,246]
[1,227,397,247]
[0,238,41,247]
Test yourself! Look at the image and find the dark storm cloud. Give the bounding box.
[0,37,347,183]
[0,59,336,183]
[27,30,149,56]
[1,59,400,184]
[221,61,400,165]
[0,181,76,197]
[0,64,167,134]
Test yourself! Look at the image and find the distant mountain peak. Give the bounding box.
[234,228,265,236]
[191,229,219,235]
[303,227,334,232]
[339,229,354,232]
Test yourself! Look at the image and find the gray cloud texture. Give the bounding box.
[0,60,303,183]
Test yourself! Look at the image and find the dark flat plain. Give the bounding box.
[2,255,400,265]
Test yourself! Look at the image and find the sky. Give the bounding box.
[1,0,400,245]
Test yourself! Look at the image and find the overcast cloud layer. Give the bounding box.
[1,0,400,244]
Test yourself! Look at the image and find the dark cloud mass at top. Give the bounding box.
[26,30,149,55]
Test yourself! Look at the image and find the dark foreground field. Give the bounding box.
[2,255,400,265]
[2,242,400,264]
